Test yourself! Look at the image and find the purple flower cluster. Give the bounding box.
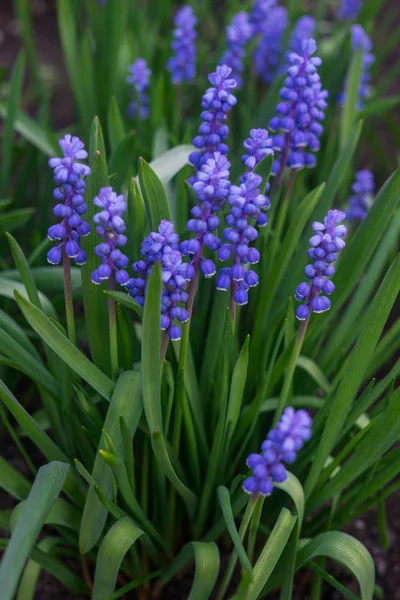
[181,152,231,279]
[47,135,91,266]
[337,0,361,20]
[288,16,315,56]
[253,5,288,83]
[346,169,374,221]
[295,210,347,321]
[220,12,253,87]
[216,171,269,305]
[126,221,192,341]
[127,58,151,119]
[91,187,129,286]
[241,128,274,176]
[350,25,374,109]
[189,65,237,172]
[250,0,277,35]
[243,408,312,495]
[269,39,328,175]
[167,5,197,84]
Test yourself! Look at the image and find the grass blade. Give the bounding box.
[138,158,171,229]
[15,292,114,401]
[92,517,144,600]
[305,254,400,498]
[1,52,25,193]
[0,462,69,600]
[80,371,142,554]
[296,532,374,600]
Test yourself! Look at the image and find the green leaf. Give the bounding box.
[0,309,40,360]
[80,371,142,554]
[340,49,363,149]
[104,290,143,320]
[107,96,125,151]
[0,327,58,396]
[0,276,55,318]
[0,380,83,505]
[0,462,69,600]
[152,430,197,518]
[225,336,249,444]
[328,169,400,323]
[92,517,144,600]
[108,131,136,186]
[81,126,111,374]
[321,211,400,373]
[56,0,89,128]
[359,95,400,119]
[138,158,171,229]
[296,356,332,394]
[308,386,400,511]
[245,508,296,600]
[29,544,87,594]
[10,497,80,532]
[0,208,35,233]
[0,456,31,501]
[217,486,253,577]
[1,52,25,193]
[14,292,114,401]
[0,103,59,157]
[296,532,375,600]
[314,120,362,224]
[253,153,274,192]
[5,233,41,309]
[305,254,400,498]
[16,537,59,600]
[149,144,194,185]
[156,542,220,600]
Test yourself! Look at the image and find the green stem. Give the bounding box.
[272,317,309,426]
[247,494,265,562]
[63,252,76,345]
[108,277,119,380]
[215,494,258,600]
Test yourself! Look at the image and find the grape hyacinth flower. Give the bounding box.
[346,169,374,221]
[241,128,274,179]
[243,408,312,495]
[220,12,253,87]
[91,187,129,286]
[167,5,197,84]
[181,152,231,280]
[126,221,192,341]
[216,171,270,305]
[253,5,288,83]
[350,25,374,109]
[127,58,151,119]
[189,65,237,172]
[250,0,277,36]
[47,135,91,266]
[288,16,315,56]
[269,38,328,177]
[295,209,347,321]
[336,0,361,20]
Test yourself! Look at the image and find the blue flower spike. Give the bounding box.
[91,187,130,287]
[47,135,91,266]
[295,209,347,321]
[243,408,312,495]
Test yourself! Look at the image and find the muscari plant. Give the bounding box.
[0,1,400,599]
